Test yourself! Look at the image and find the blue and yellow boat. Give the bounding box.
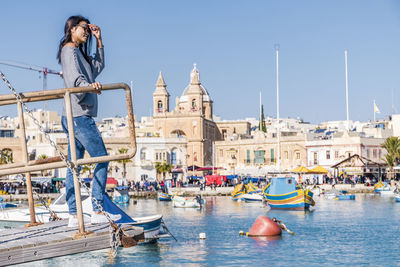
[263,177,314,210]
[158,192,173,201]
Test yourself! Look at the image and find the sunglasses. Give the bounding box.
[76,24,91,32]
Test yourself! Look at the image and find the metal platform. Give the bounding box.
[0,220,144,266]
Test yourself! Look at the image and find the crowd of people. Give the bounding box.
[0,174,396,196]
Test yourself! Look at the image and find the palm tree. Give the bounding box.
[117,148,132,179]
[38,154,48,176]
[0,149,13,165]
[81,164,95,178]
[381,136,400,179]
[154,161,172,181]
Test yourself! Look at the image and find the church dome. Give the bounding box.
[180,64,211,103]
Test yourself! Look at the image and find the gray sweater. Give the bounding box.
[61,46,104,117]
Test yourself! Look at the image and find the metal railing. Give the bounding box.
[0,82,136,234]
[0,83,136,175]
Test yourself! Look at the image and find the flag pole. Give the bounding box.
[345,50,350,130]
[373,99,376,122]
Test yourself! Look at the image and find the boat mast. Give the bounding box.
[275,44,281,172]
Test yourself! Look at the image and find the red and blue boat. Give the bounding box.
[263,177,314,210]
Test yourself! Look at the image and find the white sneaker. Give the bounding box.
[91,212,122,224]
[67,215,90,228]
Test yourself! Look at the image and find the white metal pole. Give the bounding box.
[345,50,350,130]
[275,45,281,172]
[259,91,262,129]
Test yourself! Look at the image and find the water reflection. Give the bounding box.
[249,235,282,247]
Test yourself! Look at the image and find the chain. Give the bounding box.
[32,190,61,221]
[0,71,121,256]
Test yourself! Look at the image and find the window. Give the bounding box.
[222,129,227,139]
[326,150,330,160]
[157,101,163,112]
[287,178,293,185]
[373,149,377,158]
[270,148,274,163]
[367,149,370,158]
[284,151,288,159]
[140,149,146,160]
[335,151,339,159]
[246,150,250,164]
[313,152,318,165]
[155,153,159,161]
[296,152,301,159]
[192,99,197,109]
[171,150,177,165]
[254,150,265,164]
[220,149,223,157]
[379,149,382,159]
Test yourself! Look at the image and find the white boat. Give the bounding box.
[172,195,205,208]
[324,190,338,199]
[0,188,163,240]
[240,193,264,202]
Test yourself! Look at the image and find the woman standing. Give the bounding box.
[57,15,121,227]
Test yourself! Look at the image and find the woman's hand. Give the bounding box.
[89,24,103,47]
[90,82,102,95]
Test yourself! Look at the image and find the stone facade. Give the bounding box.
[152,65,222,167]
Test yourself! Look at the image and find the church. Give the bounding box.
[152,64,222,168]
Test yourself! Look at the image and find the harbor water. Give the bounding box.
[7,194,400,266]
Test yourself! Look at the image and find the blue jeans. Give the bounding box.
[61,116,109,214]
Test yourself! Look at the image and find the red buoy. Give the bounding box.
[248,215,282,236]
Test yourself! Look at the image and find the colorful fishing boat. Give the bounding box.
[374,181,392,194]
[263,177,314,210]
[158,192,173,201]
[395,194,400,202]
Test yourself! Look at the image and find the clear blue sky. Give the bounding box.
[1,0,400,123]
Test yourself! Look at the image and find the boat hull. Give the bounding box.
[264,189,314,210]
[241,193,263,202]
[337,195,355,200]
[158,192,173,201]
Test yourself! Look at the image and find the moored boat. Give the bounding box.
[336,194,355,200]
[172,195,205,208]
[158,192,173,201]
[113,186,130,204]
[241,193,264,202]
[374,181,392,194]
[263,177,314,210]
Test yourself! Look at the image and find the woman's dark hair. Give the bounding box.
[57,15,92,64]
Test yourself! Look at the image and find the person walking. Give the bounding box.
[58,15,121,227]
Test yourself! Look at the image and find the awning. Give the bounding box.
[292,166,310,173]
[196,167,225,171]
[187,165,201,171]
[309,166,328,174]
[171,168,183,173]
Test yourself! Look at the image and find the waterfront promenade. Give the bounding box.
[0,184,377,202]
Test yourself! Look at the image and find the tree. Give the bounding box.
[117,148,132,179]
[0,149,13,165]
[37,154,48,176]
[81,164,95,178]
[381,136,400,179]
[154,161,172,181]
[259,105,266,133]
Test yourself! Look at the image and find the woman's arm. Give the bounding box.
[89,24,104,78]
